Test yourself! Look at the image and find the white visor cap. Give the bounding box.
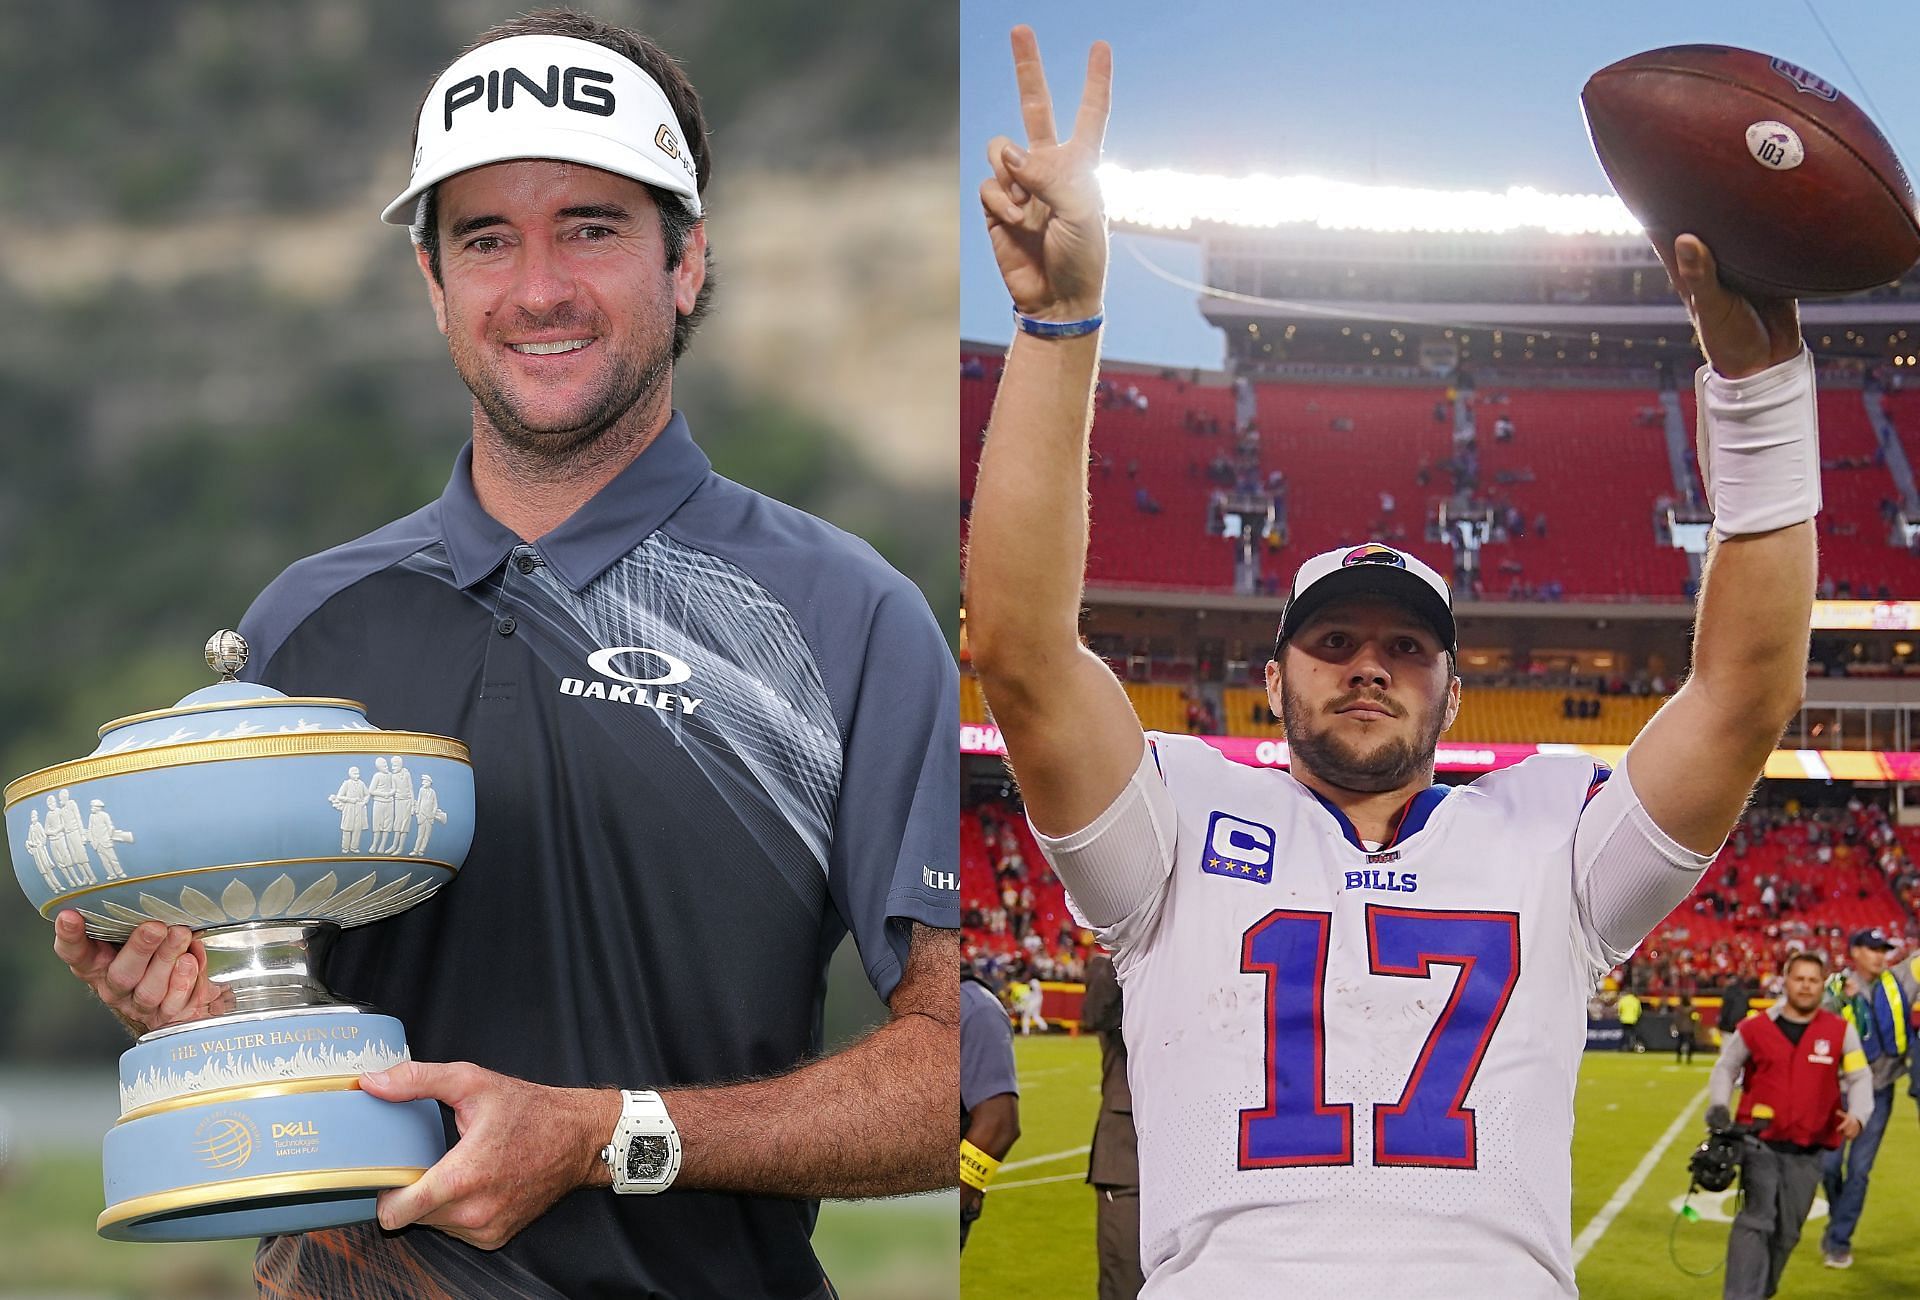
[382,34,702,230]
[1277,543,1456,654]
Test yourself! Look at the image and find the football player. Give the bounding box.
[967,27,1816,1296]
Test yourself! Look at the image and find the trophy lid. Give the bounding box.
[92,631,372,745]
[4,632,474,943]
[5,631,464,810]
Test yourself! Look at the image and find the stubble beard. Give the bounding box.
[1280,675,1449,794]
[456,301,675,480]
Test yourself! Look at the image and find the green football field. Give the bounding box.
[962,1035,1920,1299]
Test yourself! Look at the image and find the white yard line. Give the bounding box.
[1000,1144,1092,1172]
[992,1170,1089,1192]
[1571,1082,1710,1265]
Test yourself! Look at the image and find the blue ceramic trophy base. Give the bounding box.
[99,1005,446,1242]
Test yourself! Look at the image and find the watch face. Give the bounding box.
[626,1134,670,1183]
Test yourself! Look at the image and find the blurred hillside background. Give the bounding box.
[0,2,957,1294]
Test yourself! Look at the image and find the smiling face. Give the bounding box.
[419,159,705,463]
[1268,595,1459,795]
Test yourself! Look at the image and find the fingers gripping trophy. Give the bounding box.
[3,632,475,1241]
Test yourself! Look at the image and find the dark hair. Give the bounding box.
[411,7,713,360]
[1785,950,1826,976]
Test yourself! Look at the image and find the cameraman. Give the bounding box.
[1707,951,1873,1300]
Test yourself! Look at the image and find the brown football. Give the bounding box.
[1581,45,1920,298]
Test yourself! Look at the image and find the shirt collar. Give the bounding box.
[437,411,712,591]
[1304,782,1450,851]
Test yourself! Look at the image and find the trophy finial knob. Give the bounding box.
[205,630,249,681]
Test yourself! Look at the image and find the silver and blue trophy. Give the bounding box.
[3,632,475,1241]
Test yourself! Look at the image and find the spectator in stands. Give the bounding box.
[1494,414,1515,443]
[1710,951,1871,1300]
[1133,487,1160,515]
[1083,953,1144,1300]
[1820,928,1920,1268]
[960,975,1021,1250]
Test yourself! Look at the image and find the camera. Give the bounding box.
[1688,1109,1771,1193]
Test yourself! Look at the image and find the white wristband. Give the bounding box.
[1693,348,1822,538]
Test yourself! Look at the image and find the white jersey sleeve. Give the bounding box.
[1029,733,1183,961]
[1572,757,1717,973]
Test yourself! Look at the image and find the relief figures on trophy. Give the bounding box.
[329,756,448,856]
[22,789,133,889]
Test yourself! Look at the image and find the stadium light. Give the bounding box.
[1096,164,1641,237]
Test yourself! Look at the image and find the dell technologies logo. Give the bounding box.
[560,647,704,714]
[444,64,616,131]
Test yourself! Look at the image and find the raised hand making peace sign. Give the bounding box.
[980,26,1113,324]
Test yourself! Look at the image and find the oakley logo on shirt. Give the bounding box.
[559,646,704,713]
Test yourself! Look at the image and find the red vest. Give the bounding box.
[1735,1009,1850,1148]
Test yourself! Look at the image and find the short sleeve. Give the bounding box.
[961,983,1019,1110]
[1031,736,1180,964]
[1572,756,1715,976]
[827,584,959,1003]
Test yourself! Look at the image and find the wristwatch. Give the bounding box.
[601,1089,682,1194]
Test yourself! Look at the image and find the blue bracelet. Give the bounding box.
[1015,308,1104,339]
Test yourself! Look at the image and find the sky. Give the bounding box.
[960,0,1920,368]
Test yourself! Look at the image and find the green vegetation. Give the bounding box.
[0,1,955,222]
[0,1147,954,1300]
[963,1036,1920,1299]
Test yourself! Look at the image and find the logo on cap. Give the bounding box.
[442,64,617,133]
[1342,543,1406,569]
[655,124,696,182]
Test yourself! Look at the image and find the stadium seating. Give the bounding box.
[963,362,1245,588]
[1448,687,1666,744]
[962,802,1085,975]
[965,352,1920,600]
[1215,683,1668,744]
[1683,384,1920,596]
[980,675,1676,745]
[1638,808,1915,992]
[961,673,987,725]
[1249,381,1455,585]
[1470,388,1689,600]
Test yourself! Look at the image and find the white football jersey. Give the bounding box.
[1044,733,1635,1298]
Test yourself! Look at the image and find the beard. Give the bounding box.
[1280,677,1450,794]
[452,301,675,474]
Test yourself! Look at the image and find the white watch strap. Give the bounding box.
[606,1088,682,1195]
